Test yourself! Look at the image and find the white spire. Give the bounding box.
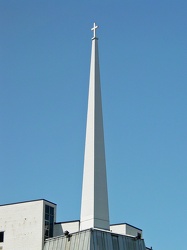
[80,24,110,231]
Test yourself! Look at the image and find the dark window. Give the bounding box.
[50,206,54,214]
[45,205,50,214]
[137,233,142,239]
[0,232,4,242]
[45,214,49,220]
[44,205,54,240]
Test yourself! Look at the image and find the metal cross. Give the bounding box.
[91,22,98,38]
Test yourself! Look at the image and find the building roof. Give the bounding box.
[0,198,56,207]
[44,228,146,250]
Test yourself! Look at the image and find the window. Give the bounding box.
[137,233,142,239]
[0,232,4,242]
[44,205,54,239]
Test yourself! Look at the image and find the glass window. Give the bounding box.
[45,214,49,220]
[45,205,54,239]
[0,232,4,242]
[50,206,54,214]
[49,215,54,224]
[45,205,50,214]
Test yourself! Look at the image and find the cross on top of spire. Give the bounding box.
[91,22,99,38]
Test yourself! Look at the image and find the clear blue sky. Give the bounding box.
[1,1,187,249]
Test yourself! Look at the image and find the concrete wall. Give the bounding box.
[110,224,126,235]
[110,223,142,238]
[0,200,56,250]
[126,224,142,238]
[54,220,80,236]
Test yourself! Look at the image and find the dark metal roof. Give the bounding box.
[55,220,80,225]
[44,228,146,250]
[0,198,56,207]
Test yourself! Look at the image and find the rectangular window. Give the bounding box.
[0,232,4,242]
[44,205,54,240]
[137,233,141,239]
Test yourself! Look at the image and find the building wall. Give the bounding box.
[110,224,142,238]
[126,224,142,238]
[54,220,80,237]
[0,200,56,250]
[110,224,126,235]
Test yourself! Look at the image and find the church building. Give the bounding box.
[0,24,152,250]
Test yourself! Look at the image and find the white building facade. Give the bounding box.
[0,199,56,250]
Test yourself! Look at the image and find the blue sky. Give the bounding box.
[1,1,187,249]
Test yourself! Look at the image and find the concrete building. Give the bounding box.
[0,24,152,250]
[0,199,56,250]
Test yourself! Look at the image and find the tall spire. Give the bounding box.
[80,23,110,231]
